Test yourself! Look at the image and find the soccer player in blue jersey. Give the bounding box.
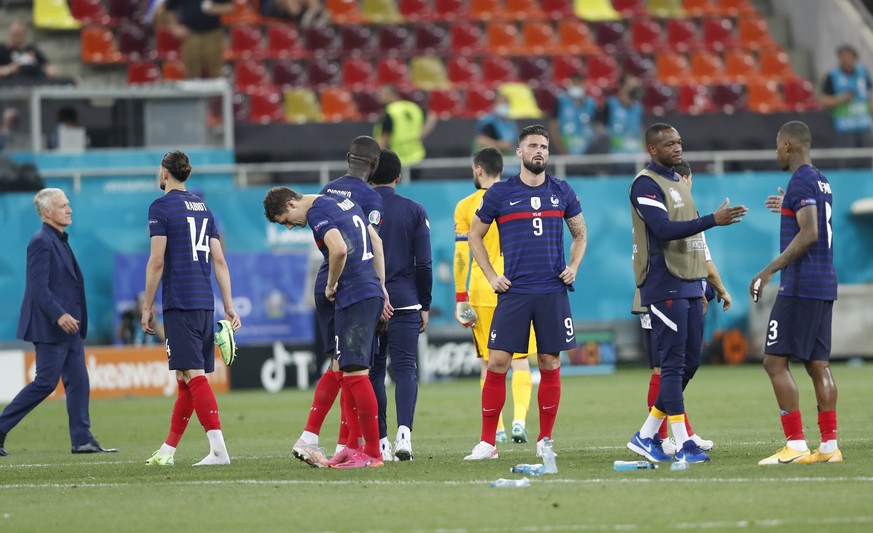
[626,124,747,464]
[751,121,841,465]
[142,150,241,466]
[290,136,391,467]
[368,150,432,461]
[464,124,588,461]
[265,187,386,468]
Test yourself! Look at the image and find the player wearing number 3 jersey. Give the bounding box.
[142,150,241,467]
[751,121,841,466]
[464,124,588,461]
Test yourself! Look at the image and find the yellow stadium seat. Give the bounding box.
[574,0,621,21]
[34,0,82,30]
[284,89,323,124]
[362,0,403,23]
[498,82,542,119]
[646,0,687,18]
[410,56,450,90]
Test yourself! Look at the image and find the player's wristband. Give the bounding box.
[456,292,469,303]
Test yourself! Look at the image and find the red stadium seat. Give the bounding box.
[710,82,746,114]
[738,17,778,51]
[642,82,676,115]
[481,55,517,85]
[446,56,482,88]
[222,0,263,25]
[534,83,561,115]
[471,0,509,21]
[108,0,140,23]
[450,22,486,55]
[81,26,122,64]
[117,24,149,60]
[505,0,546,20]
[155,26,183,60]
[308,57,341,87]
[428,88,465,117]
[267,24,308,59]
[342,57,377,90]
[414,22,449,55]
[433,0,469,21]
[690,51,727,84]
[355,90,384,118]
[622,52,655,80]
[556,20,599,55]
[676,82,714,114]
[486,22,520,55]
[655,51,690,85]
[321,88,362,121]
[162,59,186,80]
[665,19,703,53]
[70,0,109,25]
[520,21,559,56]
[724,49,758,83]
[747,79,786,113]
[463,85,496,117]
[516,56,551,86]
[593,21,627,54]
[234,60,272,93]
[304,25,340,57]
[702,17,739,52]
[612,0,649,18]
[248,89,285,124]
[631,18,666,54]
[127,61,160,84]
[682,0,719,17]
[586,54,619,88]
[377,57,412,87]
[228,25,266,61]
[378,25,413,56]
[783,79,820,112]
[542,0,574,19]
[272,60,306,89]
[552,55,585,82]
[398,0,433,21]
[341,25,376,56]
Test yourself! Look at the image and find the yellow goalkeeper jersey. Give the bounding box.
[454,189,502,308]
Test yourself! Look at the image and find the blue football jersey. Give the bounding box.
[148,189,218,311]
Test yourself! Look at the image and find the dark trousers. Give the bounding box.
[649,298,703,415]
[370,311,421,439]
[0,337,93,446]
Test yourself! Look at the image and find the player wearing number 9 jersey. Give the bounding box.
[751,121,841,466]
[464,124,588,461]
[142,150,241,467]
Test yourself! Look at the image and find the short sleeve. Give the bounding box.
[148,202,167,237]
[787,173,818,213]
[562,181,582,218]
[476,186,499,225]
[361,188,384,228]
[454,196,470,237]
[307,204,337,242]
[207,213,219,239]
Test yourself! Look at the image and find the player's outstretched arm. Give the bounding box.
[141,235,167,335]
[764,187,785,213]
[210,238,241,330]
[749,205,819,302]
[712,197,749,226]
[469,214,509,293]
[562,213,588,285]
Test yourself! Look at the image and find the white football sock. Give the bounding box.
[671,420,690,447]
[300,431,319,445]
[819,439,838,454]
[158,443,176,456]
[640,413,666,439]
[787,439,809,452]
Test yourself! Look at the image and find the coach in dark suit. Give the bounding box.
[0,188,115,456]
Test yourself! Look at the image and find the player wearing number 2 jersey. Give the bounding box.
[464,124,588,461]
[751,121,841,466]
[142,150,241,467]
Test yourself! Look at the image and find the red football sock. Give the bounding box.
[340,379,361,449]
[818,410,837,442]
[344,375,380,458]
[537,367,561,442]
[166,379,193,447]
[187,375,221,432]
[648,373,668,439]
[480,370,507,445]
[780,409,804,441]
[337,387,350,447]
[684,411,695,437]
[304,369,341,434]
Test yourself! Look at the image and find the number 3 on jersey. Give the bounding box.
[187,216,210,262]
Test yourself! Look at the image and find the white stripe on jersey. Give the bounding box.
[637,197,668,212]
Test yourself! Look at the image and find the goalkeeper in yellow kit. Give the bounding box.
[453,147,533,444]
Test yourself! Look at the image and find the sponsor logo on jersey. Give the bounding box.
[550,195,560,206]
[668,187,685,208]
[368,210,382,225]
[800,198,816,206]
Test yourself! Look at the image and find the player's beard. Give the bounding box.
[522,157,547,175]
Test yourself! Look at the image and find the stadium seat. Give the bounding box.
[613,0,649,18]
[81,26,123,64]
[759,49,796,82]
[399,88,429,109]
[719,0,758,17]
[228,25,266,60]
[655,51,690,85]
[593,21,627,54]
[428,88,465,118]
[533,83,561,114]
[234,60,273,93]
[747,79,786,113]
[340,57,376,90]
[363,0,403,23]
[738,17,778,51]
[552,55,585,82]
[710,82,746,113]
[108,0,140,23]
[702,17,739,51]
[377,57,412,87]
[398,0,432,21]
[666,19,703,53]
[410,56,450,89]
[304,25,340,57]
[162,59,186,80]
[34,0,82,30]
[586,54,619,87]
[783,79,820,112]
[482,55,517,85]
[486,22,520,55]
[724,49,758,83]
[450,22,486,55]
[574,0,621,21]
[127,61,160,84]
[326,0,366,24]
[283,88,321,123]
[446,56,482,88]
[690,51,727,84]
[520,21,559,56]
[267,24,308,59]
[505,0,546,20]
[308,57,341,87]
[631,18,666,54]
[622,52,655,80]
[556,19,600,55]
[498,82,543,118]
[646,0,687,18]
[516,56,551,86]
[233,92,248,122]
[682,0,719,17]
[155,26,183,60]
[222,0,263,25]
[273,60,307,89]
[675,82,713,114]
[414,22,449,54]
[471,0,508,21]
[434,0,470,21]
[245,89,284,124]
[542,0,574,19]
[379,25,413,56]
[355,90,384,118]
[642,82,676,115]
[70,0,110,25]
[321,88,362,122]
[463,86,496,117]
[340,25,376,56]
[117,24,149,60]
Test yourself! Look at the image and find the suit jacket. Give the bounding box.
[17,223,87,343]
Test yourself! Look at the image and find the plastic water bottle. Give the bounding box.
[670,460,690,471]
[490,477,531,488]
[541,438,557,474]
[614,460,657,471]
[510,463,545,475]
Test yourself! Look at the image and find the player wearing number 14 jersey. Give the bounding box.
[142,150,242,467]
[751,121,841,465]
[464,124,588,461]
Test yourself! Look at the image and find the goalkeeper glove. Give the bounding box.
[455,292,477,327]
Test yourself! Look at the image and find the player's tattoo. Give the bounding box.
[566,213,587,242]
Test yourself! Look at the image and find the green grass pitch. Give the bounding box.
[1,363,871,532]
